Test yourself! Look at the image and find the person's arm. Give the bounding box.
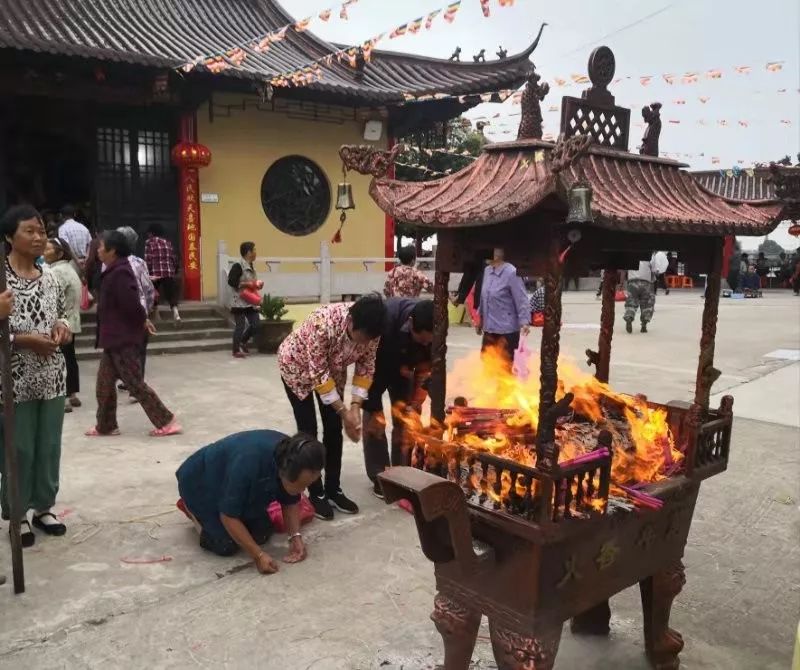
[509,274,530,336]
[281,502,306,563]
[51,273,72,345]
[227,262,243,290]
[219,514,279,573]
[0,289,12,319]
[455,262,477,305]
[417,269,434,294]
[112,270,147,324]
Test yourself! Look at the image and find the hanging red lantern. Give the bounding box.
[788,222,800,237]
[171,142,212,169]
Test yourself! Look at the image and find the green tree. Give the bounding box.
[394,118,485,253]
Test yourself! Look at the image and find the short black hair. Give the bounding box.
[275,433,325,481]
[101,230,133,258]
[240,241,256,257]
[60,204,76,219]
[398,245,417,266]
[148,223,165,237]
[349,293,386,338]
[410,299,434,333]
[1,205,43,248]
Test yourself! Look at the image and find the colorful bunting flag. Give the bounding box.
[673,99,686,105]
[735,65,751,74]
[682,73,699,84]
[294,17,311,32]
[698,96,710,103]
[548,105,559,112]
[766,61,783,72]
[668,119,680,124]
[319,9,331,21]
[572,74,590,84]
[498,0,515,5]
[640,76,652,86]
[718,119,728,126]
[407,17,424,34]
[738,120,749,127]
[554,77,567,87]
[781,119,792,125]
[425,9,441,29]
[443,1,462,23]
[390,24,408,39]
[480,0,491,17]
[662,74,675,84]
[706,69,722,79]
[711,157,720,164]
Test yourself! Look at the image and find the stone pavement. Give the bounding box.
[0,291,797,669]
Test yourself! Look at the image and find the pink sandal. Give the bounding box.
[150,421,182,437]
[85,427,120,437]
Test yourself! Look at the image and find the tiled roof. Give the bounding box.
[691,170,776,201]
[368,140,784,236]
[0,0,537,104]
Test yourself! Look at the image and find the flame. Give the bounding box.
[441,344,682,485]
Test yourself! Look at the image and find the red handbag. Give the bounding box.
[239,288,262,306]
[531,312,544,327]
[614,290,627,302]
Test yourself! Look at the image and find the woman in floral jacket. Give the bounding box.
[278,294,386,521]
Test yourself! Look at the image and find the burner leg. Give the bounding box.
[570,599,611,635]
[488,620,562,670]
[640,561,686,669]
[430,592,481,669]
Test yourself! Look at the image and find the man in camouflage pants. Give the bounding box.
[624,259,656,333]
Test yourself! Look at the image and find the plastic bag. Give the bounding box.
[80,284,91,310]
[614,290,627,302]
[239,288,262,306]
[267,495,315,533]
[512,338,532,381]
[531,312,544,327]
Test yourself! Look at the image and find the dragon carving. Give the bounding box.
[338,144,402,178]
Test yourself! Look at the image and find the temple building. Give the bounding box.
[0,0,539,299]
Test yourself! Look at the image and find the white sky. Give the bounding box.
[284,0,800,249]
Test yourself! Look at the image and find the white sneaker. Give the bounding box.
[172,307,181,321]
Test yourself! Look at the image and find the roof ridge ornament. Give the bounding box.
[640,102,663,157]
[549,134,593,174]
[339,144,401,178]
[517,69,550,140]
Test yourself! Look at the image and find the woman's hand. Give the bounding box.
[145,319,157,335]
[475,320,483,336]
[283,536,307,564]
[16,333,59,356]
[342,407,362,442]
[520,324,531,337]
[255,551,280,574]
[51,322,71,346]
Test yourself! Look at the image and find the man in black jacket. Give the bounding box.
[363,298,433,497]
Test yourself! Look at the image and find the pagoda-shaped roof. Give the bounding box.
[0,0,537,104]
[363,139,785,236]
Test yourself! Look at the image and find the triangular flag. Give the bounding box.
[738,120,749,127]
[673,99,686,105]
[698,96,710,103]
[735,65,751,74]
[682,72,699,84]
[706,69,722,79]
[389,24,407,39]
[425,9,441,29]
[766,61,783,72]
[480,0,491,17]
[319,9,331,21]
[572,74,590,84]
[407,18,424,34]
[554,77,567,87]
[640,76,652,86]
[294,17,311,32]
[443,1,461,23]
[662,74,675,84]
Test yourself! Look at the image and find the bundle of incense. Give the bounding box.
[447,407,520,417]
[558,448,610,469]
[619,485,663,510]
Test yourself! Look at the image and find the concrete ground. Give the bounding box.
[0,290,798,669]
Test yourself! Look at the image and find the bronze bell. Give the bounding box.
[335,182,355,211]
[566,182,593,224]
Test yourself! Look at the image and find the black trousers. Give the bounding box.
[481,331,520,374]
[282,380,343,498]
[232,308,260,353]
[153,277,180,308]
[362,374,411,483]
[62,337,80,395]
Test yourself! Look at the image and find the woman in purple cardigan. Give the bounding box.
[86,230,181,437]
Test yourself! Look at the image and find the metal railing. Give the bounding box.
[216,240,457,305]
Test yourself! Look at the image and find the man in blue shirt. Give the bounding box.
[176,431,324,574]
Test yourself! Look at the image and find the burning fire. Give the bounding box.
[404,344,683,488]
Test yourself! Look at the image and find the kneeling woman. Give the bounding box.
[176,431,323,574]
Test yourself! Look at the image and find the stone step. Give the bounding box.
[75,338,232,361]
[79,316,228,336]
[80,304,225,324]
[74,328,232,347]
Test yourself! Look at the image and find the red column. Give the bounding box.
[721,235,734,280]
[173,114,210,301]
[384,135,396,271]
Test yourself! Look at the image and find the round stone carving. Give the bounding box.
[588,46,615,88]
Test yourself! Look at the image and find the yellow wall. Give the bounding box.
[197,94,387,298]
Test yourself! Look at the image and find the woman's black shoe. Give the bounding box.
[32,512,67,536]
[329,490,359,515]
[309,495,334,521]
[13,520,35,548]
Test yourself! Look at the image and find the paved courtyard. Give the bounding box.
[0,291,798,669]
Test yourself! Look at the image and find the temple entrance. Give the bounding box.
[0,98,179,252]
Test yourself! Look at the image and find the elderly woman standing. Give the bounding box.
[0,205,71,547]
[477,247,530,367]
[44,237,83,412]
[86,230,180,437]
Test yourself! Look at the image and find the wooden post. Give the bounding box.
[429,268,450,424]
[595,267,617,383]
[694,238,724,411]
[0,245,24,593]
